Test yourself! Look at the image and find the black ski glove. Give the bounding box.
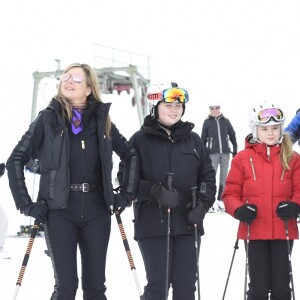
[0,163,5,177]
[276,201,299,220]
[113,193,131,214]
[22,202,48,224]
[151,184,180,208]
[234,204,257,224]
[186,201,206,226]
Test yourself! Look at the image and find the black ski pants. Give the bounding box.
[246,240,293,300]
[44,192,111,300]
[138,234,200,300]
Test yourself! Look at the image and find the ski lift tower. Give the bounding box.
[93,44,150,125]
[30,46,150,125]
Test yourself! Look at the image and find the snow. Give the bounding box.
[1,210,299,299]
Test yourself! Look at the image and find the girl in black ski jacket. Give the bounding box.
[119,82,216,300]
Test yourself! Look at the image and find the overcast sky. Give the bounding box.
[1,0,300,220]
[2,0,300,156]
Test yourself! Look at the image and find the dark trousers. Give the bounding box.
[246,240,293,300]
[44,194,111,300]
[138,235,200,300]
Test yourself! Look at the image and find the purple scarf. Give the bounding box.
[71,108,83,135]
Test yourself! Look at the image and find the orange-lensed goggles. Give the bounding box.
[162,87,189,103]
[257,108,284,123]
[61,73,84,84]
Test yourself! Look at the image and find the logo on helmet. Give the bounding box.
[147,92,161,100]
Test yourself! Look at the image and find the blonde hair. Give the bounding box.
[55,63,111,137]
[280,133,293,170]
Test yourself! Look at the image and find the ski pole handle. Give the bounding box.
[191,186,198,209]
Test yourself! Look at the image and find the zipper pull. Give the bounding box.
[267,145,270,159]
[81,140,85,149]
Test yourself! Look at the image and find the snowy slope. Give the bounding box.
[1,210,299,299]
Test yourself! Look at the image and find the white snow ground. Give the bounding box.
[1,210,299,300]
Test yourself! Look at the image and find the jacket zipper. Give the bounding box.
[266,145,270,160]
[249,156,256,180]
[216,118,222,153]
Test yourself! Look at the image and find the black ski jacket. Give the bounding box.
[201,114,237,155]
[6,98,139,212]
[128,116,216,240]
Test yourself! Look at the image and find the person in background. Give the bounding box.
[119,82,216,300]
[201,102,237,212]
[0,163,10,259]
[223,101,300,299]
[285,107,300,145]
[6,63,139,300]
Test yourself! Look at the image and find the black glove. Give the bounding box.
[0,163,5,177]
[232,151,237,158]
[186,202,206,226]
[113,193,130,214]
[234,204,257,224]
[22,202,48,224]
[151,184,180,208]
[276,201,299,220]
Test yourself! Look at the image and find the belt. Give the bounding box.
[70,183,98,192]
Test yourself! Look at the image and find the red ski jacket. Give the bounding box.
[223,135,300,240]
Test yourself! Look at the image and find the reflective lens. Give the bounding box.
[162,88,189,103]
[257,108,284,123]
[61,73,84,83]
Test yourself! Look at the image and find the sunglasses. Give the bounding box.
[61,73,84,84]
[209,106,220,110]
[257,108,284,123]
[162,88,189,103]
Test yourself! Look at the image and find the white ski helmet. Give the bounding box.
[208,101,221,108]
[147,82,189,119]
[249,100,285,142]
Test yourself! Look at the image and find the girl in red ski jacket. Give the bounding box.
[223,101,300,300]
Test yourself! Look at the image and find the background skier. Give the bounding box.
[201,102,237,212]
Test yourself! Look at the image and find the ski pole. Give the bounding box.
[191,186,201,300]
[115,213,144,300]
[12,219,40,300]
[165,172,174,300]
[222,239,239,300]
[244,222,250,300]
[284,220,296,300]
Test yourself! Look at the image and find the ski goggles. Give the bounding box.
[61,73,84,84]
[162,87,189,103]
[257,107,284,123]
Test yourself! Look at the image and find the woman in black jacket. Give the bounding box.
[201,103,237,212]
[120,82,216,300]
[6,63,139,300]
